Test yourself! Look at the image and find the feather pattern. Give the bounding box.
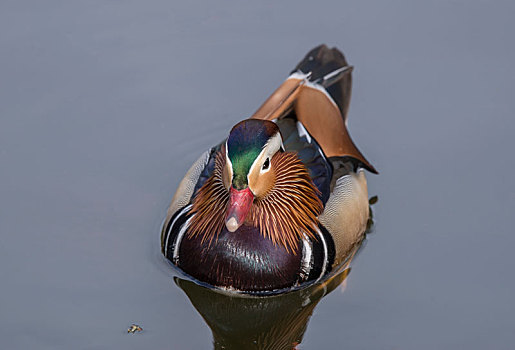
[187,150,323,252]
[249,152,323,251]
[187,151,229,245]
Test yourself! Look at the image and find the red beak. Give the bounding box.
[225,187,254,232]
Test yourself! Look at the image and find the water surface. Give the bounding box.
[1,1,514,349]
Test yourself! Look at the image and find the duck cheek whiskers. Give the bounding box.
[248,167,276,200]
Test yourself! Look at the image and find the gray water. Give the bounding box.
[1,1,514,349]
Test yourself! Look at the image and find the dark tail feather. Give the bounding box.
[292,44,353,122]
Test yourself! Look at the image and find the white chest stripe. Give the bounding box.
[172,215,194,264]
[300,233,313,281]
[315,227,329,282]
[164,204,192,258]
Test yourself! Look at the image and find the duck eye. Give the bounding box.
[262,158,270,171]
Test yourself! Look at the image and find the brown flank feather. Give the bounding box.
[187,151,323,252]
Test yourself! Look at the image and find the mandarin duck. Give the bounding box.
[161,45,377,293]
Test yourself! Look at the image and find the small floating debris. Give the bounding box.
[127,324,142,334]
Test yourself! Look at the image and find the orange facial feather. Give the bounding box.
[187,151,323,252]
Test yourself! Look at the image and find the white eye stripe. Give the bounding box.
[248,132,282,179]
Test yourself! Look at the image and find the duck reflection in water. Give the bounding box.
[174,212,374,350]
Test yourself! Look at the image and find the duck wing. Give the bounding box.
[277,117,332,204]
[252,44,377,174]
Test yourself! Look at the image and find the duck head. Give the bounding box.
[188,119,323,251]
[224,119,284,232]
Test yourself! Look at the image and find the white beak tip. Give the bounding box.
[225,217,239,232]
